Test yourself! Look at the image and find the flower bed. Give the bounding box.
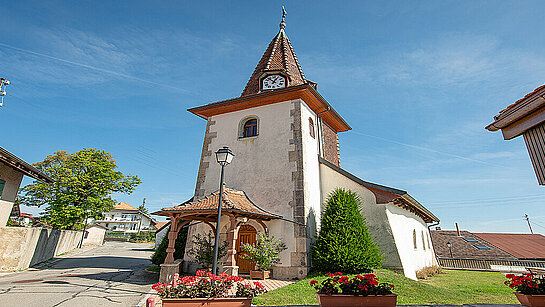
[152,270,266,306]
[311,272,397,307]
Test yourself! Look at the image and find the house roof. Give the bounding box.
[155,221,169,231]
[0,147,53,183]
[430,230,517,260]
[114,202,138,211]
[498,84,545,117]
[473,233,545,260]
[154,187,282,221]
[319,157,439,223]
[241,25,307,96]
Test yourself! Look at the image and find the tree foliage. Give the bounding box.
[151,225,188,266]
[17,148,141,230]
[311,188,382,273]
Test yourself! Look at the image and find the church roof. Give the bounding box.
[155,187,282,220]
[241,29,307,96]
[241,9,308,96]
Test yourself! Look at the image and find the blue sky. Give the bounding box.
[2,1,544,234]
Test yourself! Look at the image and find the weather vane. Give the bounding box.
[280,6,287,30]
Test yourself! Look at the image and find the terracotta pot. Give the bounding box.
[317,293,398,307]
[250,270,270,280]
[162,297,252,307]
[515,292,545,307]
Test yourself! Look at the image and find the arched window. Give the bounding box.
[422,230,427,250]
[413,230,418,250]
[242,118,258,138]
[309,117,315,138]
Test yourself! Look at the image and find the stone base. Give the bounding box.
[160,259,182,283]
[271,266,308,280]
[222,265,239,276]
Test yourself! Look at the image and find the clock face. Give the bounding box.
[262,75,286,90]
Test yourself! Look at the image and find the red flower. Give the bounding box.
[327,273,335,277]
[335,272,343,276]
[310,280,318,286]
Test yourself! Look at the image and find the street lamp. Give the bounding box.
[212,146,235,275]
[78,208,92,248]
[446,241,453,258]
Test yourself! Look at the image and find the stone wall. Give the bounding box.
[321,122,340,166]
[0,227,83,271]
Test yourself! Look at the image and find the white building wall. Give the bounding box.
[385,204,437,279]
[319,163,406,275]
[0,163,24,226]
[187,100,298,271]
[299,102,322,245]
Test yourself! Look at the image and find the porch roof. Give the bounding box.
[153,187,282,221]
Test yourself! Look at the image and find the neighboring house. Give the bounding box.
[431,229,545,271]
[82,224,108,246]
[0,146,53,226]
[96,202,157,233]
[486,85,545,185]
[154,221,170,249]
[155,16,440,280]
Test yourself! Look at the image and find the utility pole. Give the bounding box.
[525,214,534,234]
[137,198,145,235]
[0,78,11,107]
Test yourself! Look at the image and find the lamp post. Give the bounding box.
[212,146,235,275]
[78,208,92,248]
[446,241,453,258]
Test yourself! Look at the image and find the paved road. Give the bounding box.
[0,241,157,307]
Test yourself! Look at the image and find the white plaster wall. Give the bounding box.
[385,204,438,280]
[319,164,405,274]
[299,102,322,244]
[83,227,106,246]
[155,224,169,249]
[188,100,298,268]
[0,163,24,226]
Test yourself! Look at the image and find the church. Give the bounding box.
[155,11,439,281]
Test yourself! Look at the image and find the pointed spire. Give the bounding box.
[241,7,308,96]
[279,6,287,33]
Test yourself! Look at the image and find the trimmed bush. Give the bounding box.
[311,188,382,273]
[151,225,188,265]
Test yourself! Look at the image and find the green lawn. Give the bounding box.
[253,269,518,306]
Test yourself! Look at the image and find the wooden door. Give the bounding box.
[236,225,257,273]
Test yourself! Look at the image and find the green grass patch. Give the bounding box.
[146,265,160,273]
[253,269,518,306]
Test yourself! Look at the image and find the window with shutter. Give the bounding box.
[0,179,5,199]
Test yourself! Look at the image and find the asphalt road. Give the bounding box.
[0,241,157,307]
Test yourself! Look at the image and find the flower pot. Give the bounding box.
[250,270,270,280]
[515,293,545,307]
[317,294,398,307]
[162,297,253,307]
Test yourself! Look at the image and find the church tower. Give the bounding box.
[186,9,351,279]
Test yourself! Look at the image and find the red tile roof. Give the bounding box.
[474,233,545,260]
[241,29,307,96]
[158,188,282,220]
[497,84,545,116]
[114,202,138,211]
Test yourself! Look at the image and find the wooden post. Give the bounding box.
[165,216,178,264]
[225,215,238,267]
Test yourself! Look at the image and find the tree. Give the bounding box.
[311,188,382,273]
[151,224,188,266]
[17,148,141,230]
[137,204,149,214]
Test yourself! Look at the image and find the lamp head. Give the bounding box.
[446,241,452,248]
[215,146,235,166]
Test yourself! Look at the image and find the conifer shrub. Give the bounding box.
[151,225,188,265]
[311,188,382,273]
